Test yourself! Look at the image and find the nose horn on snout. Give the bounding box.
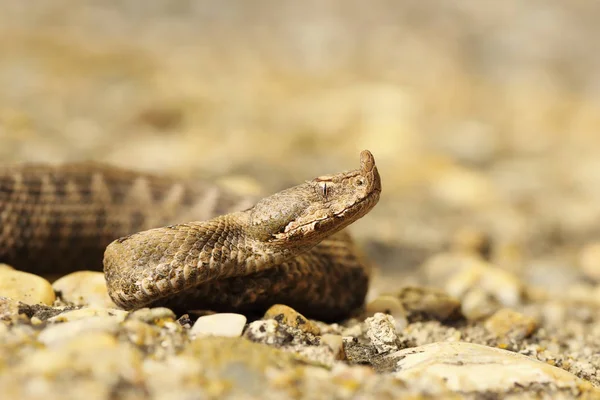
[359,150,381,193]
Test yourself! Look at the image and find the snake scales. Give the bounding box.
[0,151,381,320]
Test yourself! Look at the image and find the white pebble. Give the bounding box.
[190,313,247,337]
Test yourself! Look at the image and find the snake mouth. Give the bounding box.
[272,187,381,241]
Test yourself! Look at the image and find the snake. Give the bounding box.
[0,150,381,320]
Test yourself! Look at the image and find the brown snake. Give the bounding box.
[0,151,381,320]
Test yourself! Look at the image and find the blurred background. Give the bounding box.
[2,1,600,297]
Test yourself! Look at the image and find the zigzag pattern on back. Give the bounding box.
[0,163,253,273]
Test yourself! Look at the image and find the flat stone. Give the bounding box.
[264,304,320,336]
[364,313,398,354]
[47,307,128,323]
[52,271,118,308]
[190,313,247,337]
[0,268,55,305]
[389,342,598,396]
[38,316,121,346]
[484,308,538,340]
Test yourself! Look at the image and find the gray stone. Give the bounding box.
[364,313,398,354]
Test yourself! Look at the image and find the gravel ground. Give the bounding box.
[2,2,600,398]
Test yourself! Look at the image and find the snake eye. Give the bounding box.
[321,182,328,198]
[355,177,366,187]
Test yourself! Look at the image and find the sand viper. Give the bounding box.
[0,151,381,320]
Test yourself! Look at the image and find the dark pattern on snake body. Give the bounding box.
[0,151,381,320]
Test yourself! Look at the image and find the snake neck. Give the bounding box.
[104,211,315,286]
[103,211,319,308]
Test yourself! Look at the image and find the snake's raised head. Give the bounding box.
[248,150,381,246]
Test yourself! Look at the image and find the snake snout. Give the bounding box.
[359,150,381,195]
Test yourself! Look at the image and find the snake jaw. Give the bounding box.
[274,190,380,239]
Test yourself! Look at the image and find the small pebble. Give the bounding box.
[320,334,345,360]
[128,307,176,324]
[264,304,320,335]
[52,271,118,308]
[244,319,294,346]
[484,308,538,340]
[122,319,160,347]
[364,313,398,354]
[0,268,55,305]
[366,295,408,331]
[190,313,247,337]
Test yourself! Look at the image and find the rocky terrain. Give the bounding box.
[2,1,600,399]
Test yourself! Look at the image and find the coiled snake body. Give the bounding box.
[0,151,381,320]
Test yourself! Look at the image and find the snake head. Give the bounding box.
[248,150,381,246]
